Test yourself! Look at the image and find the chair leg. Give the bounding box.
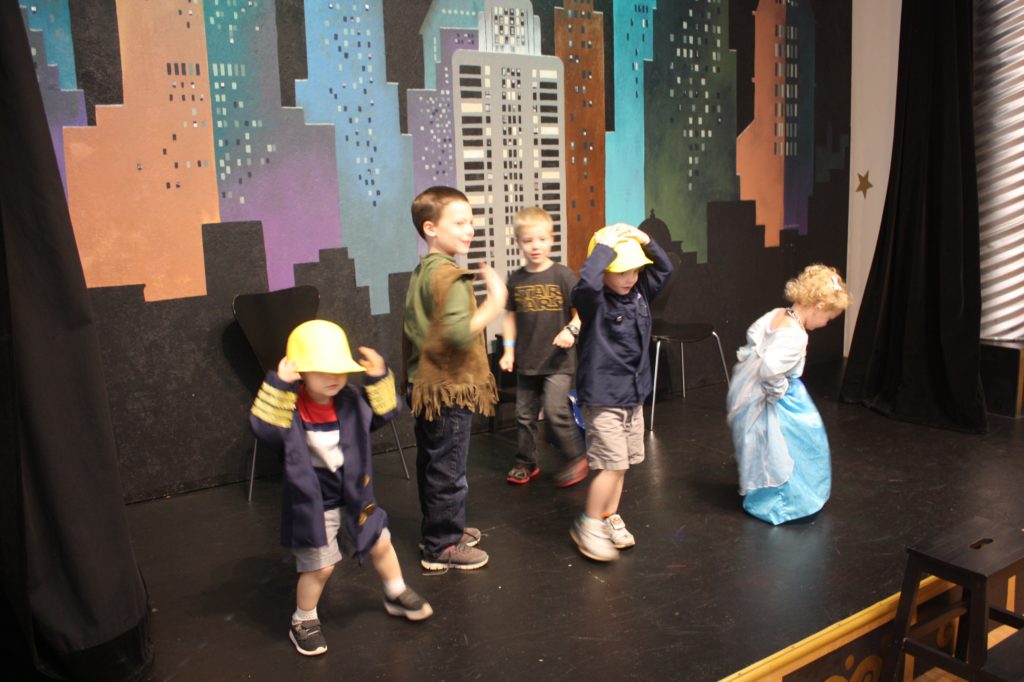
[650,339,662,431]
[247,439,258,503]
[391,421,410,480]
[679,342,686,399]
[712,331,730,386]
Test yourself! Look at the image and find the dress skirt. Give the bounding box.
[728,370,831,525]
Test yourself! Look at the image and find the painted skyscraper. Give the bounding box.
[296,0,415,314]
[19,1,77,91]
[64,0,220,300]
[409,27,480,194]
[419,0,486,90]
[21,4,86,193]
[737,0,816,247]
[555,0,606,270]
[645,0,739,261]
[205,0,342,291]
[605,0,655,226]
[453,0,567,303]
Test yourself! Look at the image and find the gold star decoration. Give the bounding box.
[856,171,873,198]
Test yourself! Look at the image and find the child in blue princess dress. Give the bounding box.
[727,264,850,525]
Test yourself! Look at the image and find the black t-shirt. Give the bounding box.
[506,262,578,375]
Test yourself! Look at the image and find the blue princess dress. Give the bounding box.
[726,309,831,525]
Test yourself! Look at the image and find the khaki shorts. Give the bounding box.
[292,509,389,573]
[582,405,645,470]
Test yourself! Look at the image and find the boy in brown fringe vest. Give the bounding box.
[403,186,506,570]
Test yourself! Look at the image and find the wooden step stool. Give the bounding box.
[882,516,1024,682]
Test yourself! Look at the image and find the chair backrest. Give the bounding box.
[232,285,320,372]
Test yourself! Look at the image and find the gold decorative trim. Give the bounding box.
[365,370,398,415]
[721,576,949,681]
[251,382,297,428]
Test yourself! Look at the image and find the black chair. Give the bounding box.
[232,285,408,502]
[647,254,730,431]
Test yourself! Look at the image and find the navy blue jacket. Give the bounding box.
[572,239,673,407]
[249,369,399,562]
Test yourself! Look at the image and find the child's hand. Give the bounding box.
[596,223,629,247]
[478,263,508,310]
[498,347,515,372]
[625,226,651,245]
[356,346,387,377]
[553,327,575,349]
[277,356,301,383]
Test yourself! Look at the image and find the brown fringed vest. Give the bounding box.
[408,263,498,420]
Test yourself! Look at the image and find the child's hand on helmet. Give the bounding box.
[595,224,629,247]
[624,226,650,245]
[357,346,387,377]
[277,356,301,383]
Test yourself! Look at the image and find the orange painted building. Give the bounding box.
[64,0,219,300]
[737,0,786,247]
[555,0,606,271]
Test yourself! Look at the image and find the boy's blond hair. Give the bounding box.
[513,206,553,239]
[784,264,851,311]
[411,185,469,239]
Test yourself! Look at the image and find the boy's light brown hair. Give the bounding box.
[513,206,554,239]
[411,185,470,239]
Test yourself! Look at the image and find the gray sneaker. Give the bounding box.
[289,618,327,656]
[462,527,482,547]
[421,542,489,571]
[570,516,619,562]
[384,587,434,621]
[418,527,481,552]
[605,513,636,549]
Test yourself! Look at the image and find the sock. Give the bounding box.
[383,578,406,600]
[292,606,318,625]
[580,513,604,530]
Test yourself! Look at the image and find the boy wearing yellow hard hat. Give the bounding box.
[249,320,432,656]
[569,224,674,561]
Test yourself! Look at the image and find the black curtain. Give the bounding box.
[841,0,988,433]
[0,7,153,680]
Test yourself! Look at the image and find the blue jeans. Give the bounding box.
[414,406,473,557]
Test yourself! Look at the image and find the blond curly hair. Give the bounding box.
[784,264,851,311]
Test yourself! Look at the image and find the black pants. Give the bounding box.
[513,373,586,467]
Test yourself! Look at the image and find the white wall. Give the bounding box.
[845,0,902,354]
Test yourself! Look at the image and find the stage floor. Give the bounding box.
[127,372,1024,681]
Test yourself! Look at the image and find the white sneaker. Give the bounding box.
[605,513,636,549]
[570,516,619,561]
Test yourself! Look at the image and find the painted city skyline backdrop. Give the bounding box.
[24,0,833,315]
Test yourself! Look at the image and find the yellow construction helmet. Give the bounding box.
[286,320,365,374]
[587,226,654,273]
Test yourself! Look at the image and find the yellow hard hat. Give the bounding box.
[587,226,654,273]
[286,320,365,374]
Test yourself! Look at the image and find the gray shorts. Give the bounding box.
[582,405,645,470]
[292,508,389,573]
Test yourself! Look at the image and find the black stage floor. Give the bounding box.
[127,370,1023,681]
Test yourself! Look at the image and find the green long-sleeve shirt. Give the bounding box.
[403,253,475,383]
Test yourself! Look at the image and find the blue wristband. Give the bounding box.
[503,340,516,347]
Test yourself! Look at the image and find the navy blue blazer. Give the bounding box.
[250,369,399,562]
[571,239,673,407]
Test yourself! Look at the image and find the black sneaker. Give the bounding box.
[384,587,434,621]
[421,543,489,571]
[289,618,327,656]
